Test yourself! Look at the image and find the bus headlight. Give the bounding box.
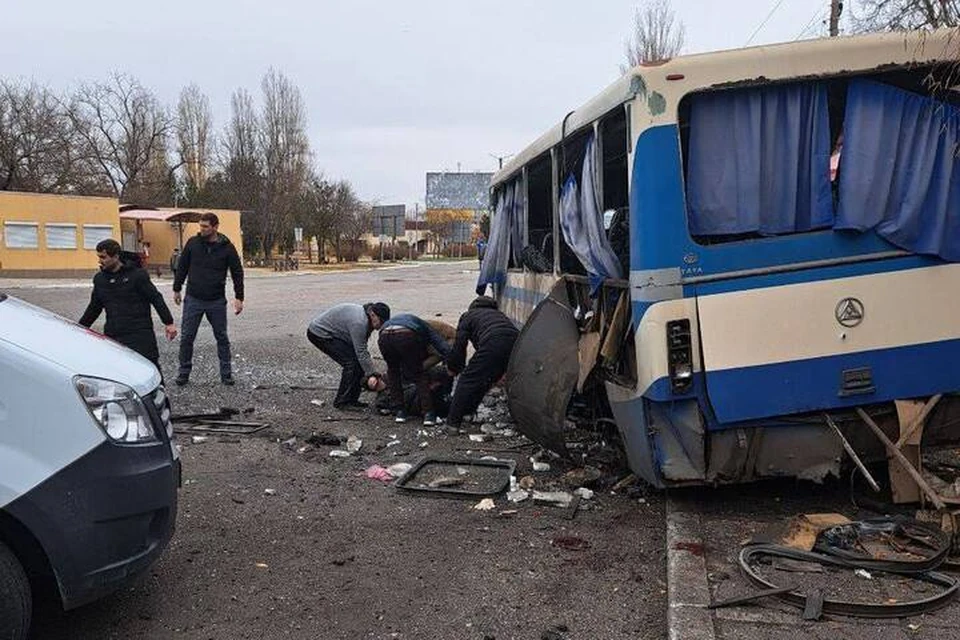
[74,376,157,443]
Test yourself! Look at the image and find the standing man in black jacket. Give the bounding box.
[445,296,519,433]
[172,212,245,386]
[79,239,178,372]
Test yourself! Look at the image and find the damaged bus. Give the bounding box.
[479,30,960,490]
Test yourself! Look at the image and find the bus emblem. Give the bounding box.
[835,298,865,327]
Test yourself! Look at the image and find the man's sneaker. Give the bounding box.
[174,375,189,386]
[221,375,235,386]
[423,412,439,427]
[394,410,408,424]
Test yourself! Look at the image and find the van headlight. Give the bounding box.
[74,376,157,443]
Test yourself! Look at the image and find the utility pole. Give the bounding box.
[829,0,843,37]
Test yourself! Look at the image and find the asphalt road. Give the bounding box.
[8,262,667,640]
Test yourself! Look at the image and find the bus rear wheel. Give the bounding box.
[0,539,31,640]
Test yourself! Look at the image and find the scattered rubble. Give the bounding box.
[532,491,574,508]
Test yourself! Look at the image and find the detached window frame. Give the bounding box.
[45,223,78,250]
[3,222,40,249]
[82,225,114,250]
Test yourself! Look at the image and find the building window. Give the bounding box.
[45,223,78,250]
[3,222,39,249]
[82,225,114,250]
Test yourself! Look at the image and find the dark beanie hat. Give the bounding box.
[368,302,391,323]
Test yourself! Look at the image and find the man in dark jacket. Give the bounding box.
[79,239,177,372]
[307,302,391,410]
[172,212,244,386]
[446,296,519,433]
[378,313,452,426]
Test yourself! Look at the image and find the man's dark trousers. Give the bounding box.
[447,334,515,427]
[179,295,231,379]
[307,329,363,407]
[378,328,432,415]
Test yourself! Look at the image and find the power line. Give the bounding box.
[745,0,789,46]
[795,8,827,40]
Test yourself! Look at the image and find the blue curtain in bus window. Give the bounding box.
[510,178,524,266]
[559,134,624,292]
[687,82,834,236]
[836,79,960,260]
[476,187,512,295]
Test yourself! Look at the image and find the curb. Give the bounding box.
[666,496,717,640]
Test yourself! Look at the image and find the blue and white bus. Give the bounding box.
[480,29,960,488]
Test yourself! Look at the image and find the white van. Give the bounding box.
[0,292,179,639]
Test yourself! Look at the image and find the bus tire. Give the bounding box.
[0,539,31,640]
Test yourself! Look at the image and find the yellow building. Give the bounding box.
[0,192,120,277]
[0,193,244,277]
[120,207,244,274]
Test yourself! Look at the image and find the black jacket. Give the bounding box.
[448,297,519,373]
[173,233,244,301]
[79,261,174,359]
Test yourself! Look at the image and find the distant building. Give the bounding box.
[0,191,243,277]
[0,192,120,277]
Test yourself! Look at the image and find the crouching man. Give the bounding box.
[445,296,518,434]
[307,302,390,410]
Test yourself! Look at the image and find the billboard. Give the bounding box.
[372,205,405,237]
[425,172,493,212]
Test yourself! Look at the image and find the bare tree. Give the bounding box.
[621,0,685,72]
[852,0,959,30]
[68,73,177,204]
[257,69,310,258]
[0,81,94,193]
[177,84,213,196]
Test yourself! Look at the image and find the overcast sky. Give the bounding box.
[1,1,836,208]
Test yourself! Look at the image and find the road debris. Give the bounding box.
[533,491,574,508]
[473,498,495,511]
[854,569,873,580]
[574,487,594,500]
[310,399,325,408]
[346,435,362,453]
[329,450,352,458]
[507,490,530,503]
[363,465,395,483]
[387,463,413,477]
[263,488,277,496]
[532,461,551,472]
[306,432,341,447]
[191,435,209,444]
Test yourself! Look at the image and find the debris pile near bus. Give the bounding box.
[716,514,960,620]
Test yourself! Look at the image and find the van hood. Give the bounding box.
[0,294,161,396]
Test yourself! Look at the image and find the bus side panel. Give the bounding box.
[498,271,562,326]
[697,262,960,425]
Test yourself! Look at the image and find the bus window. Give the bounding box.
[600,107,630,277]
[525,153,554,271]
[680,63,960,247]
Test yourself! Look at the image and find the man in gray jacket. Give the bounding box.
[307,302,390,410]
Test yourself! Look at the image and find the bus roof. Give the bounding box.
[492,29,959,187]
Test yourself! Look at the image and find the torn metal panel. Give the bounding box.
[606,382,662,488]
[648,399,706,482]
[706,424,842,484]
[505,296,579,456]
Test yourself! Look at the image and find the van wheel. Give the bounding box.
[0,540,31,640]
